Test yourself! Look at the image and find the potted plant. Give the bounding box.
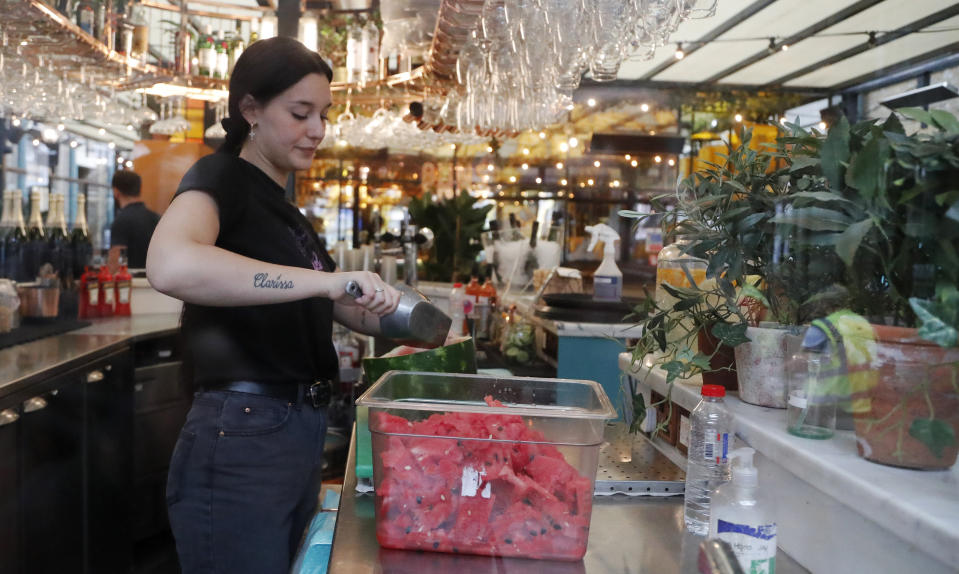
[773,108,959,469]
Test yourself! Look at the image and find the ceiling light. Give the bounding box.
[668,159,675,166]
[654,155,662,163]
[559,142,569,152]
[56,123,65,131]
[640,103,650,113]
[587,179,594,186]
[98,128,106,135]
[32,139,40,146]
[487,164,494,171]
[560,178,568,186]
[625,154,631,160]
[568,137,579,148]
[587,98,596,107]
[734,114,743,123]
[41,127,59,143]
[593,160,601,168]
[486,146,493,153]
[522,147,530,155]
[69,140,79,148]
[650,130,656,135]
[484,175,491,182]
[674,44,685,60]
[631,160,638,167]
[611,180,620,187]
[711,119,718,128]
[125,160,133,168]
[535,177,542,184]
[108,142,116,150]
[781,44,789,52]
[556,162,564,170]
[509,176,516,183]
[538,131,546,139]
[11,118,21,127]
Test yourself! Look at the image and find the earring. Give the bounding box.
[249,123,257,140]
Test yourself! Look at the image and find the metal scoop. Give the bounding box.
[345,281,452,349]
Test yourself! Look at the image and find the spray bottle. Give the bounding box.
[708,447,777,573]
[585,223,622,302]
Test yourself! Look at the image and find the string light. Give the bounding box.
[560,142,569,152]
[69,140,78,148]
[587,178,594,186]
[560,178,568,186]
[535,177,542,184]
[568,137,579,147]
[108,142,116,150]
[819,122,827,131]
[734,113,743,123]
[625,154,631,160]
[522,147,530,155]
[781,43,789,51]
[654,155,662,163]
[587,98,596,107]
[486,146,493,153]
[640,103,650,112]
[668,158,675,166]
[521,163,529,170]
[487,164,495,171]
[556,162,564,170]
[674,44,685,60]
[98,128,106,135]
[509,176,517,183]
[631,160,638,167]
[711,119,718,128]
[538,131,547,139]
[593,160,601,168]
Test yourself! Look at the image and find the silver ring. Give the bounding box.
[374,288,385,293]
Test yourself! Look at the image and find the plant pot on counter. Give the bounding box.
[734,325,796,408]
[698,329,738,392]
[850,325,959,470]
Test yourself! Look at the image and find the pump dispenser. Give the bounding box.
[708,448,777,573]
[585,223,622,301]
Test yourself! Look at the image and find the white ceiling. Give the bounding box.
[616,0,959,90]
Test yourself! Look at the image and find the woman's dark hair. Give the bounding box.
[220,37,333,154]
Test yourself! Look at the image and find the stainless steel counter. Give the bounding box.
[329,429,808,574]
[0,314,181,402]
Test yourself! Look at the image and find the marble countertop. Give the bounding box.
[618,352,959,569]
[0,314,181,404]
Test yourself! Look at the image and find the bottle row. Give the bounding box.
[0,189,92,286]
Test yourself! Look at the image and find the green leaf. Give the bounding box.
[929,110,959,134]
[710,322,751,348]
[898,107,933,126]
[882,113,905,135]
[789,191,851,204]
[821,116,850,190]
[835,218,873,267]
[909,297,958,347]
[630,393,647,433]
[690,354,712,371]
[845,135,881,198]
[909,418,956,458]
[789,156,820,172]
[771,207,852,232]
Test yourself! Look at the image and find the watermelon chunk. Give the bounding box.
[372,403,595,561]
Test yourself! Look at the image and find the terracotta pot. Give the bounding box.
[698,329,738,391]
[734,326,791,408]
[850,325,959,470]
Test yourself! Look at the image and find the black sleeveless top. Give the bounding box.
[174,151,338,386]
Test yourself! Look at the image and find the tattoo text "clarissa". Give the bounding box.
[253,273,294,289]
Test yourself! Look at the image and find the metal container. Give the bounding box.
[16,282,60,318]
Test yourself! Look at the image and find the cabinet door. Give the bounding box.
[86,350,134,574]
[20,381,85,572]
[0,408,21,574]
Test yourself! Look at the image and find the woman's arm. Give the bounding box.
[146,191,399,313]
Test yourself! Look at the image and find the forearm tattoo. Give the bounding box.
[253,273,294,289]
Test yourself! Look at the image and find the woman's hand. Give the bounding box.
[327,271,400,316]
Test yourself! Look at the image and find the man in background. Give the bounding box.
[109,170,160,270]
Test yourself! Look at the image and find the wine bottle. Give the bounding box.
[23,189,46,281]
[2,190,28,281]
[48,195,73,287]
[215,32,229,80]
[71,193,93,281]
[196,26,216,77]
[0,191,13,279]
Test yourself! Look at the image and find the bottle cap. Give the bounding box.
[701,384,726,397]
[453,282,463,288]
[730,447,758,488]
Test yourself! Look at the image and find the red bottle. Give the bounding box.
[79,266,100,319]
[114,265,132,316]
[97,265,115,317]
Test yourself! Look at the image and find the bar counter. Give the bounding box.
[328,427,808,573]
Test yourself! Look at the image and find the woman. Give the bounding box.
[147,37,400,573]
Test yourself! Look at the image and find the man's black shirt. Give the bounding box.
[110,201,160,268]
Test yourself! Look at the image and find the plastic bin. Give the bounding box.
[356,371,616,561]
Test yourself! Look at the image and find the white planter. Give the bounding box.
[734,325,794,408]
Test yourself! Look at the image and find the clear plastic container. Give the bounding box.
[356,371,616,561]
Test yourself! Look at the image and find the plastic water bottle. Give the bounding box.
[448,282,467,338]
[684,384,733,535]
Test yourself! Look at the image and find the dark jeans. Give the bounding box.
[166,390,327,574]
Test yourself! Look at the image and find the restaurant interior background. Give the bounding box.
[3,0,957,292]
